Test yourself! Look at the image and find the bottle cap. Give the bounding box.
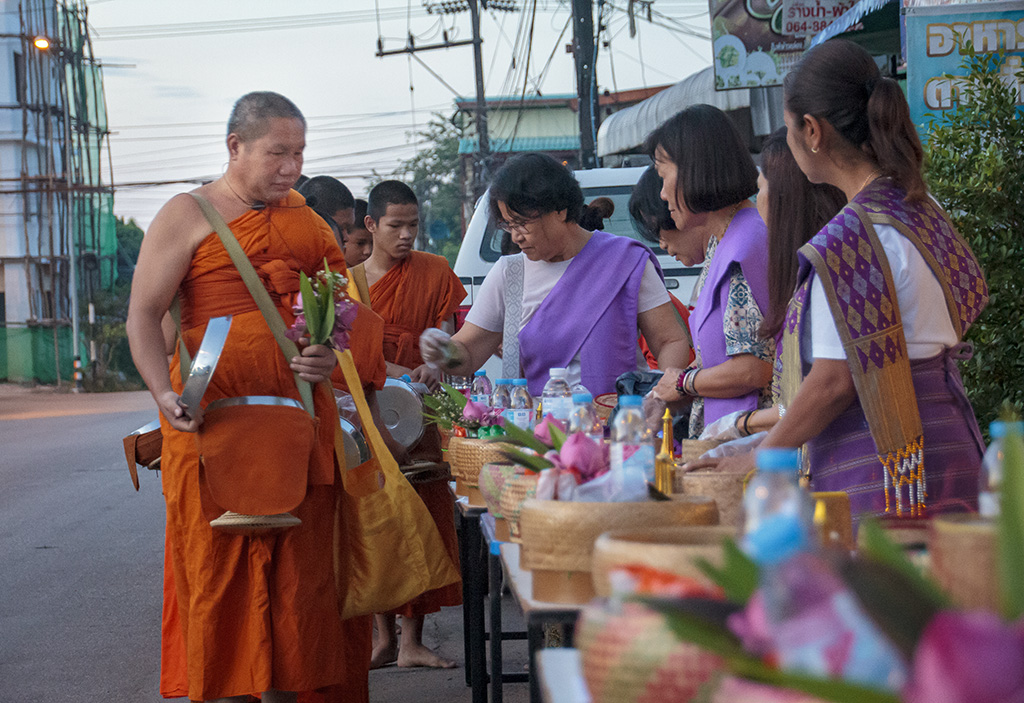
[495,378,509,385]
[756,447,799,473]
[474,369,487,377]
[619,395,642,408]
[512,378,529,386]
[399,374,412,383]
[990,421,1024,439]
[743,513,808,566]
[548,367,568,379]
[572,392,594,404]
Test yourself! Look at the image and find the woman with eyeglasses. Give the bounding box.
[646,104,774,439]
[418,152,691,397]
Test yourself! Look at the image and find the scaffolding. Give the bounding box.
[0,0,115,385]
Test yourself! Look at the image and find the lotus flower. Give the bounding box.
[904,611,1024,703]
[533,415,567,445]
[556,432,609,484]
[285,313,307,342]
[462,398,488,423]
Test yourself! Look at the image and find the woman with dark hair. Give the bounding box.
[722,39,988,521]
[646,104,774,439]
[629,166,706,269]
[419,152,691,396]
[697,129,846,441]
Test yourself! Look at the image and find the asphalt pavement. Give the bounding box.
[0,385,530,703]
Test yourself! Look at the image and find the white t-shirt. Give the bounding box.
[465,253,670,384]
[804,223,957,361]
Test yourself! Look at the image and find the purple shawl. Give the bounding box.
[519,230,660,396]
[689,208,770,425]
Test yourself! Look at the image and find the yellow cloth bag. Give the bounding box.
[332,349,460,619]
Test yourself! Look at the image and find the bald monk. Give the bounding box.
[351,180,466,669]
[128,91,356,703]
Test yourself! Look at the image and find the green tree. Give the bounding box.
[925,45,1024,430]
[392,113,466,266]
[86,216,145,390]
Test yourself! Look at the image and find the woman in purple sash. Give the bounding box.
[647,105,775,439]
[418,153,692,397]
[739,40,988,521]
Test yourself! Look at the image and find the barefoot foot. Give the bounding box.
[396,642,457,669]
[370,641,399,669]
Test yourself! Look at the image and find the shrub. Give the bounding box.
[925,45,1024,433]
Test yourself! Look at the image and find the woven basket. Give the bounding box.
[591,525,738,597]
[518,497,718,603]
[448,435,510,485]
[594,393,617,423]
[711,677,830,703]
[675,438,724,465]
[478,462,522,517]
[498,474,539,542]
[676,466,750,527]
[577,601,722,703]
[929,514,999,611]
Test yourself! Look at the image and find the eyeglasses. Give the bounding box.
[494,216,537,234]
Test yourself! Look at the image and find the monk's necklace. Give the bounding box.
[223,175,260,209]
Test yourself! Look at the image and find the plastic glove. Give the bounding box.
[701,432,765,459]
[642,390,668,434]
[419,328,454,370]
[699,409,746,441]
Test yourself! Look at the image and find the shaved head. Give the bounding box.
[227,91,306,142]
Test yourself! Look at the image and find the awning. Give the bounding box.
[810,0,899,48]
[596,67,751,157]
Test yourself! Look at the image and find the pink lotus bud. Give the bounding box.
[534,415,567,445]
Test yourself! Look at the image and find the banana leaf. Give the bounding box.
[299,271,321,342]
[998,418,1024,620]
[497,419,550,455]
[548,422,567,452]
[498,445,553,473]
[694,538,759,604]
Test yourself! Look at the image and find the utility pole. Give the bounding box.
[572,0,598,169]
[377,1,516,202]
[468,0,490,199]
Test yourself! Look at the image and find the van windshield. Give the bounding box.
[479,185,668,263]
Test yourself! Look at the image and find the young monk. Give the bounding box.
[344,199,374,268]
[350,180,466,669]
[299,175,356,243]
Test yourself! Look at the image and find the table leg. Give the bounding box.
[527,620,544,703]
[458,510,473,687]
[467,516,488,703]
[489,542,503,703]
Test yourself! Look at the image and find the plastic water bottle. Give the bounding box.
[743,448,814,538]
[570,381,590,397]
[745,513,908,689]
[490,379,511,412]
[980,420,1023,517]
[541,367,573,421]
[609,395,654,495]
[471,369,493,406]
[568,392,603,442]
[508,379,535,430]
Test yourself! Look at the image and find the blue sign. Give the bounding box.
[906,2,1024,134]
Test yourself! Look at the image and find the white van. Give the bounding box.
[452,166,701,379]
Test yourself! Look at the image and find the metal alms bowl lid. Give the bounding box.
[378,378,425,449]
[338,417,371,469]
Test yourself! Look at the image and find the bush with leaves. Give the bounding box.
[925,45,1024,430]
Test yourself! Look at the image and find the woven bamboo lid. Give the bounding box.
[591,525,739,597]
[518,497,719,573]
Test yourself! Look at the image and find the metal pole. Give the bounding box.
[572,0,598,169]
[60,45,82,392]
[468,0,490,198]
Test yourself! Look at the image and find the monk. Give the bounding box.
[344,199,374,269]
[128,91,357,703]
[351,180,466,669]
[299,175,356,244]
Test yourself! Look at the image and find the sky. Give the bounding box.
[87,0,714,230]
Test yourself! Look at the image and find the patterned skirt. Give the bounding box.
[807,345,984,521]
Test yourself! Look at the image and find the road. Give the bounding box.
[0,386,530,703]
[0,386,163,702]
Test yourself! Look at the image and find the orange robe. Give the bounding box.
[368,251,467,370]
[158,191,368,701]
[368,250,466,617]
